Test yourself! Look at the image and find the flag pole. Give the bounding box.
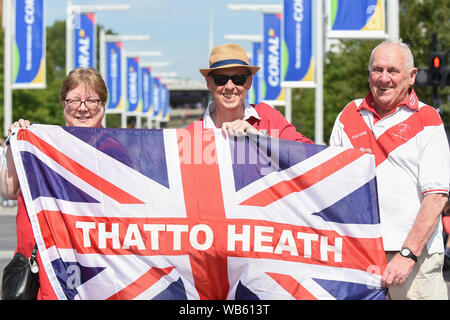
[386,0,399,39]
[3,0,13,136]
[314,0,324,144]
[66,0,73,74]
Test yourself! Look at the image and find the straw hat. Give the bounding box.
[199,43,260,77]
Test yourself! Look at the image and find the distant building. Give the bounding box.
[166,78,210,110]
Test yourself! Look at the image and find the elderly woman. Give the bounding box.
[1,67,107,300]
[188,43,313,143]
[2,67,107,198]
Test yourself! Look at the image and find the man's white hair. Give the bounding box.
[368,39,415,72]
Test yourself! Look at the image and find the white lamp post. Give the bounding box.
[66,1,131,74]
[226,2,324,143]
[99,32,151,128]
[227,4,282,13]
[3,0,13,136]
[125,51,163,129]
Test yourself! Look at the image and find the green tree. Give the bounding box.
[1,1,448,136]
[0,21,66,134]
[0,20,117,134]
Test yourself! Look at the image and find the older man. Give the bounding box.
[188,43,312,143]
[330,39,449,299]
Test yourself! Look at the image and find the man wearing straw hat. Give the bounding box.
[188,43,313,143]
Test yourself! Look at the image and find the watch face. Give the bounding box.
[401,248,410,256]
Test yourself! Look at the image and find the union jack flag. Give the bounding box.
[11,124,387,300]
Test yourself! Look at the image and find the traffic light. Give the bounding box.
[416,52,448,88]
[445,69,450,86]
[415,68,431,87]
[429,51,445,86]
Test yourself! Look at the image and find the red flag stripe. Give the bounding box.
[240,149,364,207]
[36,211,386,274]
[266,273,317,300]
[177,129,230,300]
[106,267,175,300]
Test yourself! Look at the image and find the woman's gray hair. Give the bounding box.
[368,39,415,72]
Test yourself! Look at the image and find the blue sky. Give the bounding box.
[46,0,281,81]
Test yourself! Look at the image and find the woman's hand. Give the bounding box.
[8,119,31,136]
[1,119,31,200]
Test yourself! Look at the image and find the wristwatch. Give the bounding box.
[400,248,418,262]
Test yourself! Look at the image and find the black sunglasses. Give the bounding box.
[210,74,249,86]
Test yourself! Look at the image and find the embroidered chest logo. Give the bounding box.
[391,123,411,141]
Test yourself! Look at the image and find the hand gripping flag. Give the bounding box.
[10,124,387,300]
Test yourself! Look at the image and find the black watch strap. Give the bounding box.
[400,248,418,262]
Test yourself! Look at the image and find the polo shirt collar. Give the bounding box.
[358,88,419,114]
[203,101,260,129]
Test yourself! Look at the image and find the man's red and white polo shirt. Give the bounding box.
[330,89,449,253]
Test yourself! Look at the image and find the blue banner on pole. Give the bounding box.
[161,84,170,120]
[328,0,386,38]
[263,13,284,102]
[249,42,262,104]
[152,77,161,117]
[73,13,96,69]
[106,42,123,111]
[282,0,314,83]
[13,0,46,88]
[126,57,141,113]
[159,83,169,120]
[142,67,153,115]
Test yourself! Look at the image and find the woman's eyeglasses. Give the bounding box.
[65,99,101,109]
[210,74,249,86]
